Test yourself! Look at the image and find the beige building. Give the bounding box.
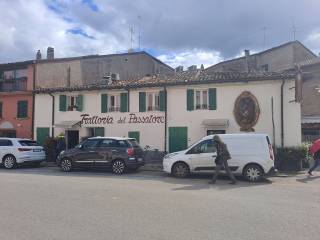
[34,70,301,151]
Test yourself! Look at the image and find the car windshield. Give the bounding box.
[19,140,40,146]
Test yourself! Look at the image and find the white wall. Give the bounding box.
[33,79,301,151]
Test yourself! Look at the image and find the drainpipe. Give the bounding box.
[127,88,130,112]
[31,62,36,139]
[281,80,285,148]
[164,86,168,153]
[49,93,55,138]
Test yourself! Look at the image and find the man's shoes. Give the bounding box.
[308,171,313,176]
[229,181,237,185]
[208,180,216,184]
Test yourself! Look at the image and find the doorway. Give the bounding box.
[67,130,79,149]
[169,127,188,153]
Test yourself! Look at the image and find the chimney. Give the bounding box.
[47,47,54,60]
[188,65,197,71]
[175,66,184,73]
[36,50,42,60]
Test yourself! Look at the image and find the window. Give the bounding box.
[82,139,100,148]
[207,130,226,135]
[19,140,40,146]
[261,64,269,72]
[17,100,28,118]
[147,92,160,111]
[100,139,117,147]
[195,90,208,109]
[67,96,76,111]
[0,139,13,146]
[0,102,2,118]
[109,95,120,112]
[188,140,216,154]
[117,140,130,147]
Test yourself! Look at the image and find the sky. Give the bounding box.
[0,0,320,68]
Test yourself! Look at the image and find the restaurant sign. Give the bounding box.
[80,113,165,125]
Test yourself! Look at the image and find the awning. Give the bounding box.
[202,119,229,129]
[54,121,81,129]
[302,116,320,124]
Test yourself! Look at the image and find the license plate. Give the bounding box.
[33,149,41,152]
[138,158,143,162]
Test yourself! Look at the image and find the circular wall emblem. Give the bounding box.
[233,91,260,132]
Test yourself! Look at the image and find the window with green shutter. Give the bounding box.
[94,127,105,137]
[128,131,140,143]
[208,88,217,110]
[120,93,128,112]
[59,95,67,112]
[159,90,166,112]
[17,100,28,118]
[139,92,146,112]
[187,89,194,111]
[101,94,108,113]
[76,95,84,112]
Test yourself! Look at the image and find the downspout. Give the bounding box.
[31,62,36,139]
[127,88,130,112]
[281,80,285,148]
[49,93,55,138]
[164,86,168,153]
[271,97,276,148]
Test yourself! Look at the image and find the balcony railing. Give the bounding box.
[0,77,28,92]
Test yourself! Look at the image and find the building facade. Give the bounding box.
[34,71,301,150]
[0,61,35,138]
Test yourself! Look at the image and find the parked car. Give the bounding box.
[0,138,46,169]
[56,137,145,174]
[163,134,275,182]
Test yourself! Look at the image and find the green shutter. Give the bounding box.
[59,95,67,112]
[208,88,217,110]
[120,93,128,112]
[159,90,166,112]
[139,92,146,112]
[169,127,188,153]
[187,89,194,111]
[17,100,28,118]
[76,95,83,112]
[36,127,50,146]
[128,131,140,143]
[94,127,105,137]
[101,94,108,113]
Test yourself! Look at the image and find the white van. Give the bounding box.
[163,134,275,182]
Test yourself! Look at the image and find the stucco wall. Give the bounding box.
[34,79,301,150]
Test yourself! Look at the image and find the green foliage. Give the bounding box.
[275,146,310,172]
[43,137,57,162]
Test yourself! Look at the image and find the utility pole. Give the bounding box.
[129,27,134,51]
[138,15,141,50]
[292,20,297,41]
[261,26,267,50]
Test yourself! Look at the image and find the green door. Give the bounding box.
[36,128,50,146]
[128,131,140,143]
[169,127,188,153]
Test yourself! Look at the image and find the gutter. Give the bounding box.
[280,80,285,147]
[49,93,55,138]
[31,62,36,139]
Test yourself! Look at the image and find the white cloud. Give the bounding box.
[157,49,223,69]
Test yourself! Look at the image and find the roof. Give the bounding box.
[88,136,134,140]
[205,41,317,71]
[34,70,296,93]
[0,60,34,70]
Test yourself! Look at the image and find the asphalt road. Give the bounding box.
[0,166,319,240]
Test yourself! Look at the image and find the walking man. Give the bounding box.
[308,150,320,176]
[209,135,237,184]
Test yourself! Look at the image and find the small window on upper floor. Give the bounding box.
[147,92,160,111]
[195,90,208,110]
[261,64,269,72]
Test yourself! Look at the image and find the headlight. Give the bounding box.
[164,152,178,159]
[59,150,65,156]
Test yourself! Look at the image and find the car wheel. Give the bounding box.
[3,155,17,169]
[172,162,190,178]
[112,160,126,174]
[243,164,264,182]
[60,158,73,172]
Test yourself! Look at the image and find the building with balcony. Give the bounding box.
[0,61,35,138]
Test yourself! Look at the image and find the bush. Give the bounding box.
[43,137,57,162]
[275,145,310,172]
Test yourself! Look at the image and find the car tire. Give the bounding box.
[112,160,126,174]
[3,155,17,169]
[172,162,190,178]
[243,164,264,182]
[60,158,73,172]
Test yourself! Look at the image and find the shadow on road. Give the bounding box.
[296,175,320,183]
[0,163,273,191]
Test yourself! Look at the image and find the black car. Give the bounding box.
[56,137,145,174]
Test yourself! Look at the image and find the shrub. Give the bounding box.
[43,137,57,162]
[275,146,310,172]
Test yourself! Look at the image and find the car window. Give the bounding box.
[82,139,100,148]
[19,140,39,146]
[188,139,216,154]
[100,139,118,147]
[127,139,140,147]
[117,140,130,148]
[0,139,13,146]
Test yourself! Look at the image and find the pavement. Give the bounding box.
[0,165,319,240]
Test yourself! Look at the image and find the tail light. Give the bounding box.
[18,148,32,152]
[268,144,274,161]
[126,148,134,156]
